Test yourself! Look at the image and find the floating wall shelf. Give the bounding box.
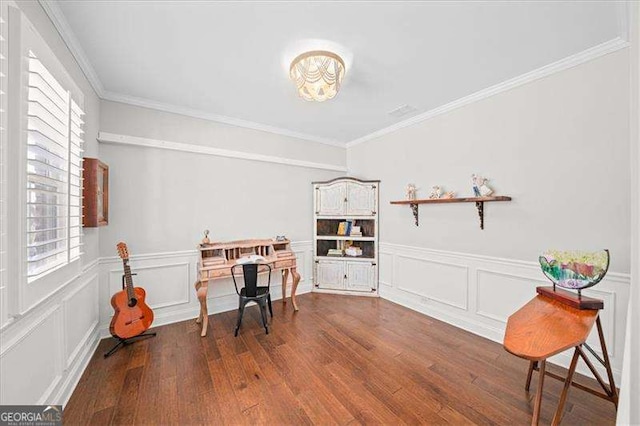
[390,196,512,229]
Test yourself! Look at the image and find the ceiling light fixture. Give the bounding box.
[289,50,345,102]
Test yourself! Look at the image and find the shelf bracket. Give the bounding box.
[410,203,419,226]
[475,201,484,230]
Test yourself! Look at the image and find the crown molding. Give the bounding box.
[37,0,344,147]
[101,90,345,148]
[37,0,629,150]
[38,0,105,97]
[97,131,347,172]
[346,37,630,148]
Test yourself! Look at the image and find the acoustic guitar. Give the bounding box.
[110,242,154,339]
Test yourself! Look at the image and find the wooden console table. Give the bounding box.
[504,293,617,425]
[194,239,301,337]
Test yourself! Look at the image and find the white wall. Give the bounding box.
[618,2,640,424]
[349,49,631,383]
[96,100,344,337]
[349,49,630,273]
[0,0,101,406]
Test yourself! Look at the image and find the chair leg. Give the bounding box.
[267,294,273,318]
[259,300,269,335]
[235,299,246,337]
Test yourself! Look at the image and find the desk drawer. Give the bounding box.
[206,268,230,280]
[275,259,294,269]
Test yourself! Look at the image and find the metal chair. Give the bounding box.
[231,263,272,336]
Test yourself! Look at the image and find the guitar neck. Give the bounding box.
[123,260,135,300]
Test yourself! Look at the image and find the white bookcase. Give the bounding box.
[313,177,379,296]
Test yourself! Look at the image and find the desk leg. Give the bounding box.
[552,347,580,426]
[291,267,300,312]
[532,360,546,426]
[195,280,209,337]
[282,269,289,305]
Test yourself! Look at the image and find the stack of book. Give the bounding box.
[350,225,362,237]
[327,249,343,257]
[345,246,363,257]
[337,221,352,236]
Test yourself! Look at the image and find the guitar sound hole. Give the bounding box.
[128,298,138,308]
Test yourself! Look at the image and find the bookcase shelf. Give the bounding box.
[313,177,380,295]
[316,235,376,241]
[390,195,512,229]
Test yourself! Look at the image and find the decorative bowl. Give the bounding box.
[539,249,609,290]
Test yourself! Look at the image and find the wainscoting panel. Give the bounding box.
[476,269,546,323]
[379,251,394,287]
[107,262,191,310]
[98,241,314,337]
[0,261,104,407]
[62,273,99,369]
[396,254,469,310]
[379,242,630,384]
[0,305,63,405]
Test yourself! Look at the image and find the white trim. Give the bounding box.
[38,1,630,150]
[0,303,59,356]
[97,132,347,173]
[37,0,104,97]
[61,272,98,369]
[107,262,191,310]
[377,242,630,385]
[100,249,196,265]
[347,37,630,148]
[102,92,344,148]
[380,241,631,282]
[55,325,100,407]
[395,253,469,310]
[38,0,344,147]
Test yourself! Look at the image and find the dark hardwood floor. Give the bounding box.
[64,293,617,425]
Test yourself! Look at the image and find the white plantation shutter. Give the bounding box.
[69,99,84,260]
[26,51,84,281]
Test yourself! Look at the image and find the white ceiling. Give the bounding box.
[51,1,625,145]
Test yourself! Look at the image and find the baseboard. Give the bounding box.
[98,282,314,339]
[377,242,628,385]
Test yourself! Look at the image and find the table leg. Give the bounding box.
[196,280,209,337]
[552,347,580,426]
[291,267,300,311]
[282,269,289,305]
[596,315,618,405]
[526,361,538,391]
[532,360,546,426]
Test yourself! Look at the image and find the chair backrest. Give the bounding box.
[231,263,271,297]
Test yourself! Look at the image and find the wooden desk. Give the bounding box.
[504,294,617,425]
[194,239,300,337]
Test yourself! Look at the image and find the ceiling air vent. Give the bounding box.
[387,104,417,118]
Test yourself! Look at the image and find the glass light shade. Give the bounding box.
[289,50,345,102]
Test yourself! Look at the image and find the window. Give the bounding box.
[26,51,84,282]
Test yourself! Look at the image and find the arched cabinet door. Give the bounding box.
[346,182,377,216]
[316,182,346,216]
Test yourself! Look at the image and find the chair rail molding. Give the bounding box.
[97,241,315,338]
[378,241,630,385]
